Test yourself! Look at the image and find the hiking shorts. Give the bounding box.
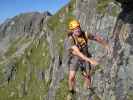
[68,56,91,72]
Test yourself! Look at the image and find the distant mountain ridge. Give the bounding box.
[0,11,52,40]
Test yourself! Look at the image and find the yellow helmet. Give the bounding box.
[69,20,80,30]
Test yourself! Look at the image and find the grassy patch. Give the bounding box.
[96,0,112,14]
[96,0,119,16]
[47,0,76,56]
[55,75,68,100]
[25,36,50,69]
[127,91,133,100]
[0,60,49,100]
[5,36,32,57]
[0,35,50,100]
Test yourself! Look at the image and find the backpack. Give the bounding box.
[71,31,88,49]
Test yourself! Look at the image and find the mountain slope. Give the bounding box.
[0,0,133,100]
[0,12,51,38]
[0,12,52,100]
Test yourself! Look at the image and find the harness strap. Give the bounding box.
[71,31,88,49]
[71,35,80,48]
[82,31,88,44]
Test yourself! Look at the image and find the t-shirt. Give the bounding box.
[64,32,95,49]
[64,32,94,57]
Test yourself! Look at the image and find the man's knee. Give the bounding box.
[82,71,91,79]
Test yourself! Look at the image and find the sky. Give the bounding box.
[0,0,70,23]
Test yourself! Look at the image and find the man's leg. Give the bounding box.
[67,70,77,100]
[68,70,76,92]
[83,69,91,89]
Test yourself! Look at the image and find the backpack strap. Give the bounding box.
[82,31,88,44]
[71,35,79,48]
[69,31,88,49]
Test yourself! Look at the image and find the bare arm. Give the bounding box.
[95,35,109,48]
[65,36,98,65]
[87,33,109,48]
[70,45,98,66]
[88,33,112,55]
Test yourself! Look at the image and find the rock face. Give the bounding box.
[0,12,52,100]
[111,1,133,99]
[0,0,133,100]
[0,12,51,39]
[71,0,133,100]
[0,11,51,54]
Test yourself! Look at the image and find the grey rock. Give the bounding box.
[0,12,51,40]
[0,0,133,100]
[3,61,16,83]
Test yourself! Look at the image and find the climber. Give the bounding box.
[64,19,112,98]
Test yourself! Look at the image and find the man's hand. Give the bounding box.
[92,33,113,57]
[71,46,98,66]
[87,58,99,66]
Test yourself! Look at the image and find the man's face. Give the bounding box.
[73,27,81,36]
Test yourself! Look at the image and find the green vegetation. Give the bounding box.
[96,0,119,16]
[0,35,50,100]
[47,0,76,56]
[97,0,113,13]
[127,91,133,100]
[0,63,5,83]
[5,36,32,57]
[55,75,68,100]
[48,0,105,98]
[24,37,50,69]
[0,0,121,99]
[0,60,49,100]
[111,6,119,16]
